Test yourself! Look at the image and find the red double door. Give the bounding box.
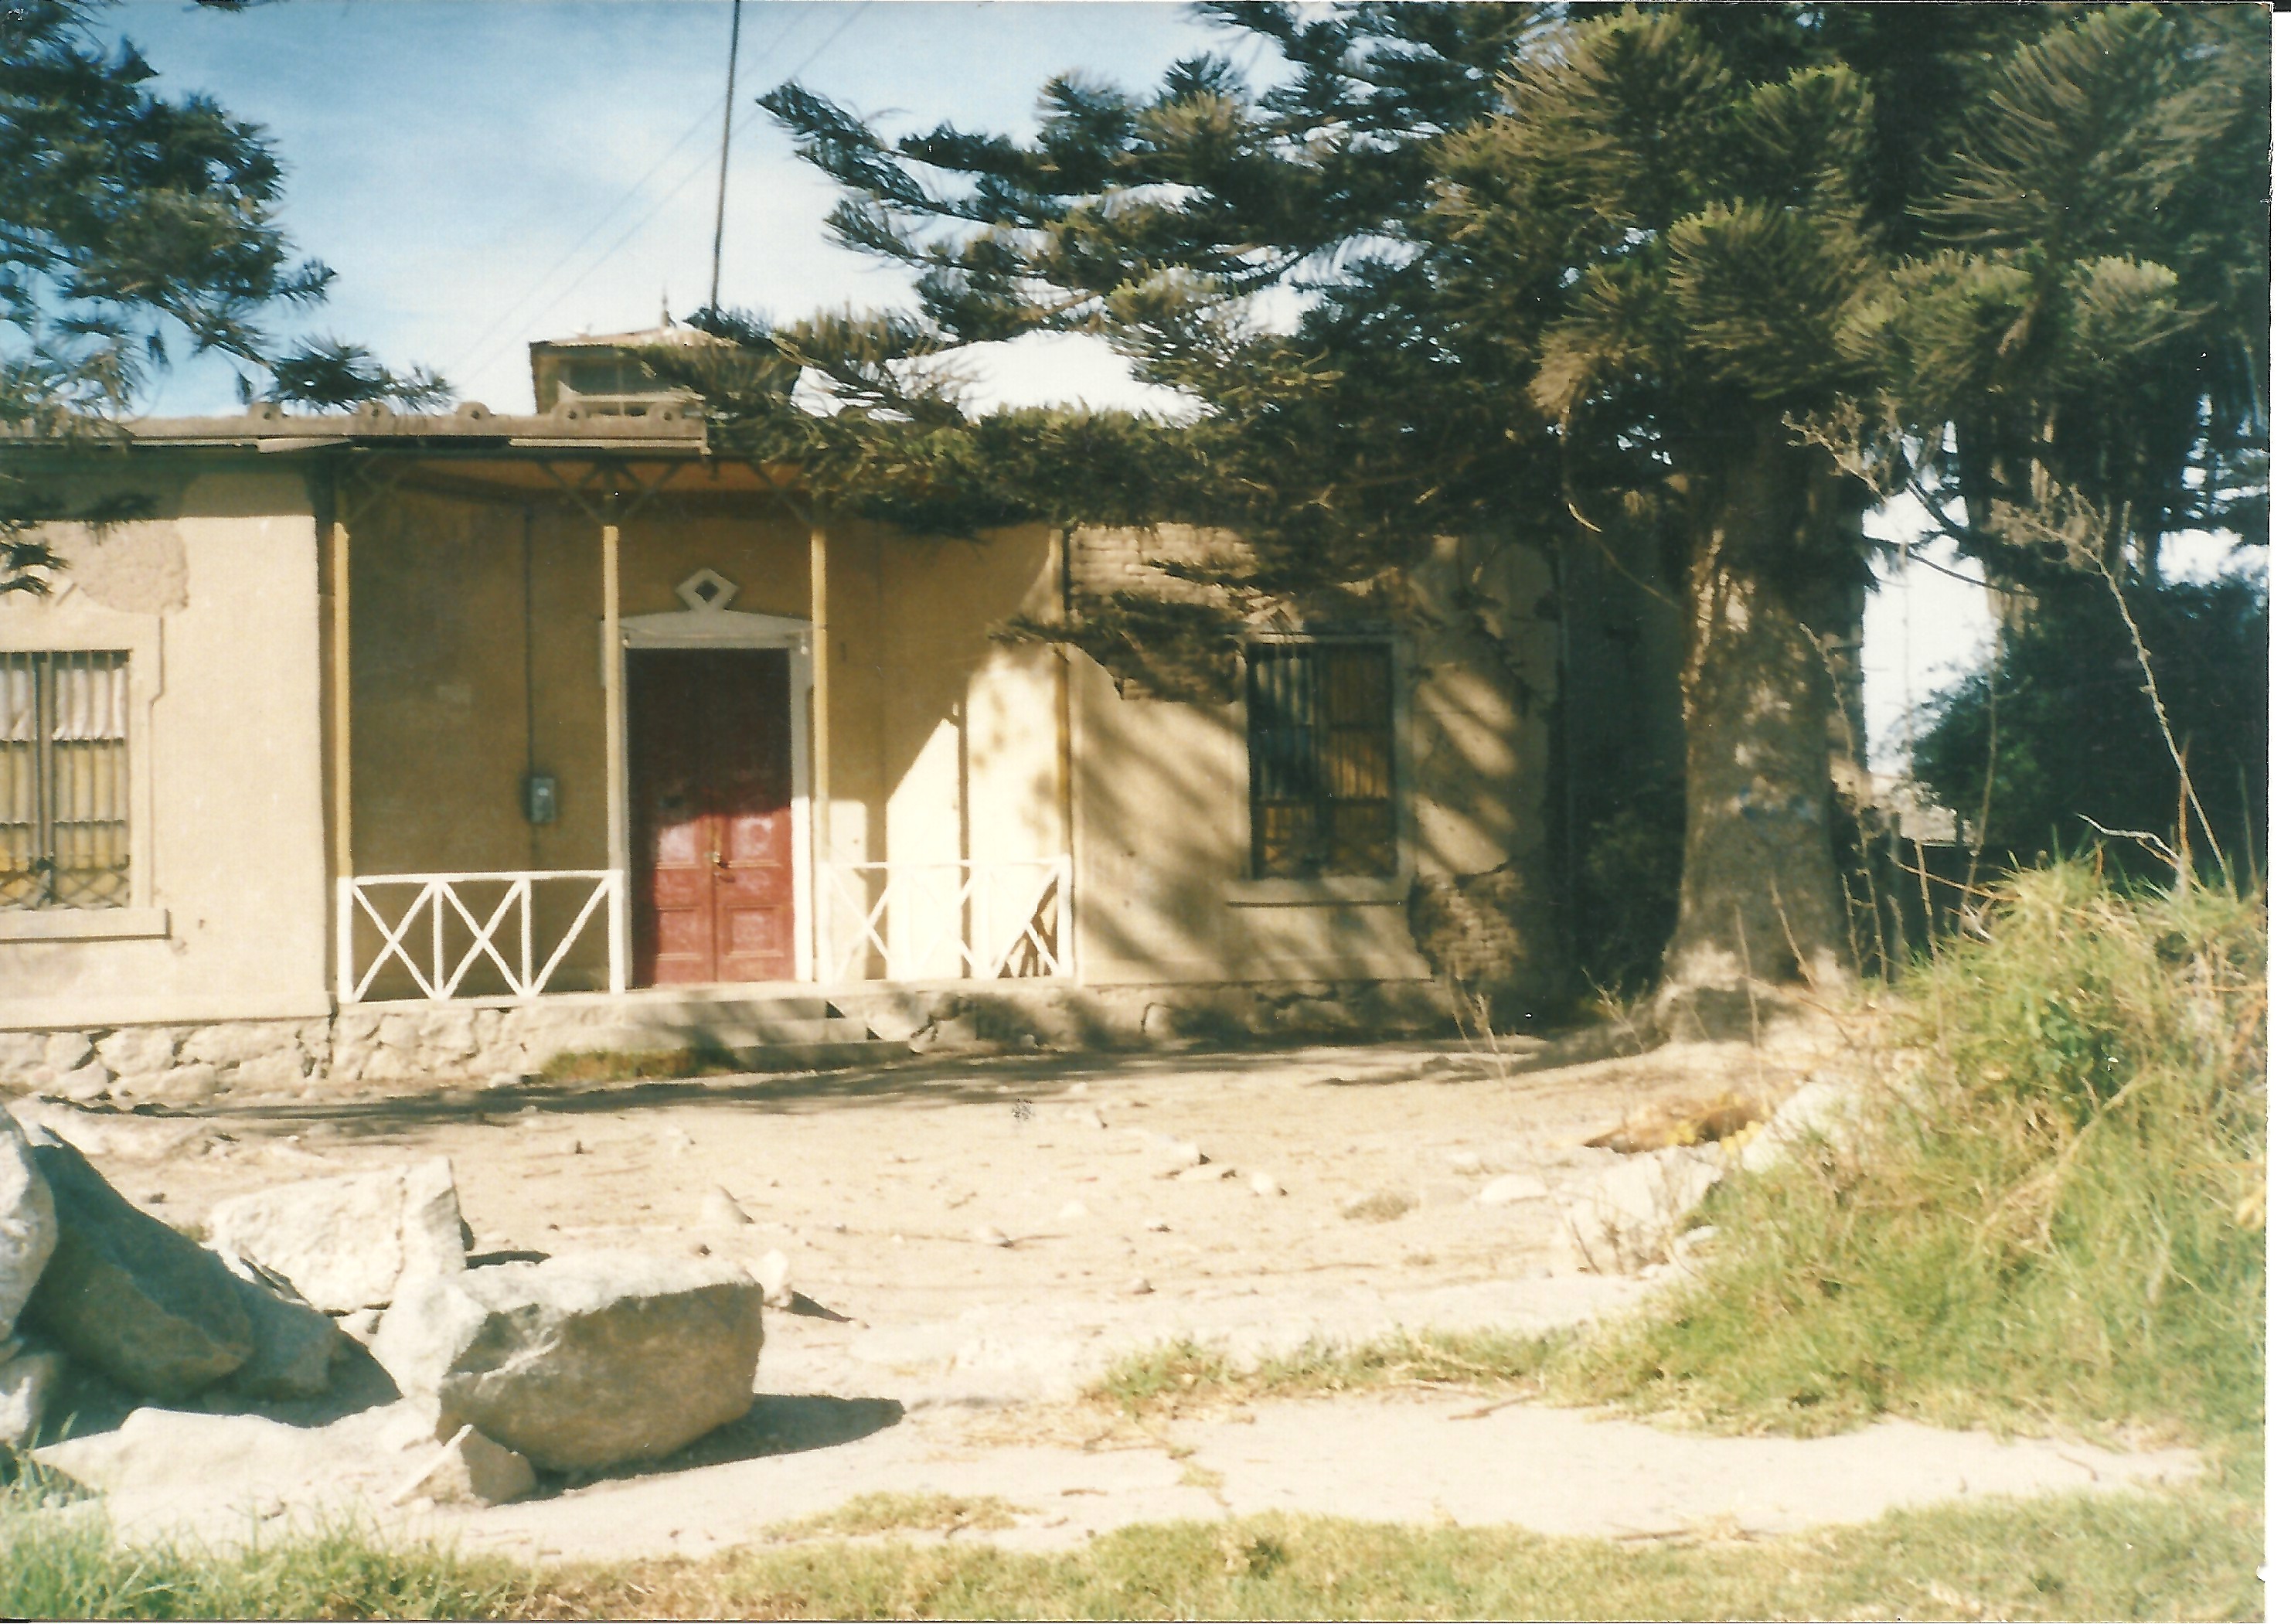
[628,649,798,986]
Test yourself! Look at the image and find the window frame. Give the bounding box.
[1231,630,1411,904]
[0,600,165,941]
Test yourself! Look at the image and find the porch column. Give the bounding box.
[601,516,628,992]
[808,519,830,979]
[328,516,353,1002]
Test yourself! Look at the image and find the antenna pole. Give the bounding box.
[707,0,744,315]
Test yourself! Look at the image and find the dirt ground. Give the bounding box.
[26,1021,2202,1557]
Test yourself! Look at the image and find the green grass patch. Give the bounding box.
[700,1489,2259,1622]
[534,1044,748,1084]
[778,1492,1025,1539]
[0,1493,549,1620]
[5,1477,2253,1620]
[1561,865,2265,1445]
[1091,1328,1563,1419]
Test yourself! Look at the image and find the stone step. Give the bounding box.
[534,999,907,1074]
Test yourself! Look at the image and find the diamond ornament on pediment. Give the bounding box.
[676,567,740,612]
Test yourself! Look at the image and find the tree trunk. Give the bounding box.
[1660,417,1855,1027]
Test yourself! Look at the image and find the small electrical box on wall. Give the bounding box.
[522,773,559,826]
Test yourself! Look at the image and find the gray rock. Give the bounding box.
[95,1027,177,1081]
[205,1158,466,1312]
[1740,1079,1864,1175]
[699,1187,751,1228]
[0,1112,57,1340]
[390,1423,535,1508]
[0,1336,64,1449]
[371,1251,763,1472]
[19,1132,253,1399]
[54,1064,111,1103]
[1552,1145,1727,1275]
[43,1033,94,1074]
[148,1064,220,1105]
[213,1251,349,1401]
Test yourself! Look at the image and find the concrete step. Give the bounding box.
[539,997,907,1073]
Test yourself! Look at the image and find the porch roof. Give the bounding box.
[0,406,804,499]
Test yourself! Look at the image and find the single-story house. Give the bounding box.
[0,330,1680,1100]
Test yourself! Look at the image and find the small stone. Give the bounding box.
[0,1340,64,1449]
[1477,1173,1545,1206]
[43,1033,94,1074]
[1248,1172,1285,1198]
[972,1225,1013,1248]
[1174,1163,1235,1184]
[1070,1106,1108,1129]
[659,1128,696,1152]
[1144,1219,1171,1233]
[699,1187,752,1228]
[1446,1149,1488,1175]
[1058,1200,1089,1221]
[55,1064,111,1104]
[747,1248,792,1309]
[392,1424,536,1508]
[1122,1277,1153,1295]
[335,1307,384,1345]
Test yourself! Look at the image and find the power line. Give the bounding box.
[480,2,871,369]
[444,2,824,386]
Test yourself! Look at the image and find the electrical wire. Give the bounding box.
[444,2,829,386]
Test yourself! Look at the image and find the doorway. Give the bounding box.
[628,648,797,985]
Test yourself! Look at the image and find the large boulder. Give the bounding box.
[0,1112,56,1340]
[212,1252,352,1401]
[1551,1144,1728,1275]
[372,1251,763,1472]
[205,1158,466,1312]
[19,1132,253,1399]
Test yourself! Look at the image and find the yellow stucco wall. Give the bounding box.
[0,465,330,1026]
[3,451,1561,1023]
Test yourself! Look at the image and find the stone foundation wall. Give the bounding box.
[0,978,1459,1105]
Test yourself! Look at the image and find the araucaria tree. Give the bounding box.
[0,0,447,588]
[705,2,2256,1015]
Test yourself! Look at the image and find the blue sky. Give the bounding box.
[125,0,1233,417]
[116,0,2247,775]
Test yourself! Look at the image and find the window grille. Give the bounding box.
[0,652,131,909]
[1245,641,1397,878]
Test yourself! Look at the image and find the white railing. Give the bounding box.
[821,856,1071,982]
[338,870,624,1003]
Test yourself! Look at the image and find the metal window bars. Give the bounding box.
[0,651,131,909]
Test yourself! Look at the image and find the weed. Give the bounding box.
[1559,865,2265,1445]
[777,1492,1023,1538]
[535,1045,747,1084]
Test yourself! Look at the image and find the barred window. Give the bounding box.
[1246,641,1397,878]
[0,652,131,909]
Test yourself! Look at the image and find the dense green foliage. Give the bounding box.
[0,0,447,589]
[710,2,2265,992]
[1912,574,2268,874]
[1565,863,2267,1444]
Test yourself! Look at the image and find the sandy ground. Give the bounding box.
[25,1024,2203,1556]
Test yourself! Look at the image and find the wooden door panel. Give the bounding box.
[629,647,796,986]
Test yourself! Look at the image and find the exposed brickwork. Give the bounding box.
[1408,864,1542,1028]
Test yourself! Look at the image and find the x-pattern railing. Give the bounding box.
[822,857,1070,983]
[338,870,623,1003]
